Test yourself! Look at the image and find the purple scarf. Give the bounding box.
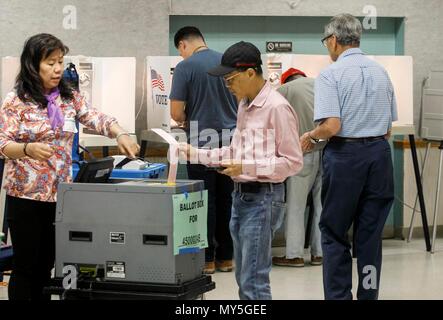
[45,88,64,130]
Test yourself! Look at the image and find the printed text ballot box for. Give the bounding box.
[172,190,208,255]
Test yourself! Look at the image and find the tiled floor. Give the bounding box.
[1,238,442,300]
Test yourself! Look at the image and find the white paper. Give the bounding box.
[151,128,179,184]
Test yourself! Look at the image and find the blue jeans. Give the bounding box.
[230,183,286,300]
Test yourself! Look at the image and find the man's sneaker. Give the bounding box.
[272,256,304,267]
[215,260,234,272]
[310,256,323,266]
[203,261,215,274]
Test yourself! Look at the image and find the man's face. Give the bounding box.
[223,70,249,100]
[324,35,339,62]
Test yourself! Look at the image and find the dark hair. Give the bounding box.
[174,26,205,48]
[15,33,74,108]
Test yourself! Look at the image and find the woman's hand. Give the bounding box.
[117,134,140,159]
[26,143,55,161]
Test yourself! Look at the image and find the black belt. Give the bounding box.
[329,136,385,143]
[234,182,283,194]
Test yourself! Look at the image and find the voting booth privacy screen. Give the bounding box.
[2,54,413,135]
[1,56,136,135]
[421,70,443,141]
[146,54,414,132]
[146,56,182,132]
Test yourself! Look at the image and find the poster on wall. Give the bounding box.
[261,54,293,89]
[78,59,94,108]
[78,59,96,135]
[65,56,97,134]
[64,56,95,108]
[146,56,182,132]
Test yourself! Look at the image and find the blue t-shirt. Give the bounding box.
[169,49,237,147]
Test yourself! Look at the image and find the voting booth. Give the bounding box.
[146,56,183,132]
[1,56,136,139]
[145,53,414,133]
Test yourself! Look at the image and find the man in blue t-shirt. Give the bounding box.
[170,26,237,274]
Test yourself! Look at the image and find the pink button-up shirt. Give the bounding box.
[196,81,303,183]
[0,91,117,202]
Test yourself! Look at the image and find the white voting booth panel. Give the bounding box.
[1,56,136,137]
[145,54,414,135]
[1,57,19,102]
[261,54,414,133]
[146,56,182,132]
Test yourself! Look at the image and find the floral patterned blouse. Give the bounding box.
[0,91,117,202]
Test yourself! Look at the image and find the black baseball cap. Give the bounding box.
[208,41,262,76]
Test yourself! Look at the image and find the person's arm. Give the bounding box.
[3,142,54,161]
[170,100,186,123]
[300,70,341,152]
[221,105,304,179]
[179,128,239,167]
[179,142,233,166]
[385,129,392,140]
[310,118,341,140]
[0,95,54,161]
[109,123,140,159]
[300,117,341,152]
[74,93,139,158]
[169,64,188,124]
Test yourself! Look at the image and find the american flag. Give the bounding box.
[151,69,165,91]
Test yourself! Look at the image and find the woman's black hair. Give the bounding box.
[15,33,74,108]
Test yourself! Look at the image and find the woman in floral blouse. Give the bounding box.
[0,33,139,300]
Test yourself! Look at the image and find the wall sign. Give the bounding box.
[266,41,293,53]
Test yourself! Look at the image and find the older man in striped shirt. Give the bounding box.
[301,14,398,300]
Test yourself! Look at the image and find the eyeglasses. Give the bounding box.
[223,72,242,86]
[321,34,333,47]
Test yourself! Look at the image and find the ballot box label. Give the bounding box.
[106,261,126,279]
[172,190,208,255]
[110,232,126,244]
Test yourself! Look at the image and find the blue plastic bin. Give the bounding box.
[72,163,167,180]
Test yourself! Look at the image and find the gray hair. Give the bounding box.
[324,14,362,46]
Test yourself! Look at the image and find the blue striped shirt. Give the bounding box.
[314,48,398,137]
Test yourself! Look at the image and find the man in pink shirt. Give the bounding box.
[180,41,303,299]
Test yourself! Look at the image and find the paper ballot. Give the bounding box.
[151,128,179,185]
